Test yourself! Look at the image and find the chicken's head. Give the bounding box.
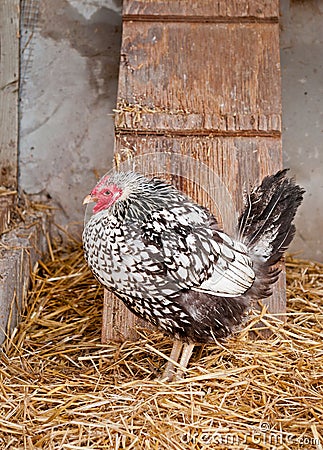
[83,175,123,214]
[83,171,184,219]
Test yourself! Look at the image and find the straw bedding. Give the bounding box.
[0,241,322,449]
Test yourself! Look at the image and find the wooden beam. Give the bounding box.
[115,22,281,135]
[0,0,20,188]
[123,0,279,21]
[0,214,48,345]
[102,0,283,342]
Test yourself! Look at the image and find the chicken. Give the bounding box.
[82,170,304,380]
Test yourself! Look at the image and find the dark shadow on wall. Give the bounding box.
[39,0,122,102]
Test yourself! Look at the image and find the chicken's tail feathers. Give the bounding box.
[238,169,304,266]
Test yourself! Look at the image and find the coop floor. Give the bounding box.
[0,243,322,449]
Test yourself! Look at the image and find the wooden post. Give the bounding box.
[0,0,19,189]
[102,0,284,342]
[0,0,19,231]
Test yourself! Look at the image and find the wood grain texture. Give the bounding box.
[0,214,48,345]
[116,22,281,134]
[0,0,19,188]
[123,0,279,20]
[114,135,283,216]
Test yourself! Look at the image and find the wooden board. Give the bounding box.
[0,0,19,188]
[102,0,283,342]
[116,22,281,135]
[0,214,48,345]
[114,135,282,213]
[123,0,279,20]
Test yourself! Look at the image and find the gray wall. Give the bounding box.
[19,0,322,261]
[280,0,323,261]
[19,0,121,234]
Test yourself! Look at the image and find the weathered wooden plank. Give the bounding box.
[123,0,279,20]
[103,135,284,341]
[116,23,281,134]
[114,135,282,213]
[0,0,20,188]
[0,213,48,345]
[103,0,284,342]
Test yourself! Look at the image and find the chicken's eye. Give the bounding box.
[104,190,111,196]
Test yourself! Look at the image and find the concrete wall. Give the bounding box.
[19,0,322,261]
[19,0,122,235]
[280,0,323,262]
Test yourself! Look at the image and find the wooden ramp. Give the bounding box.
[102,0,283,342]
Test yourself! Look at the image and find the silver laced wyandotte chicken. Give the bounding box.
[82,170,304,380]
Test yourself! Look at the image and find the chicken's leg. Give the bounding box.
[161,340,195,381]
[161,339,183,381]
[174,343,195,380]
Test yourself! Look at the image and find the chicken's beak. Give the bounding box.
[83,194,98,205]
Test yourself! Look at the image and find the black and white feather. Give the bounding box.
[83,170,304,343]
